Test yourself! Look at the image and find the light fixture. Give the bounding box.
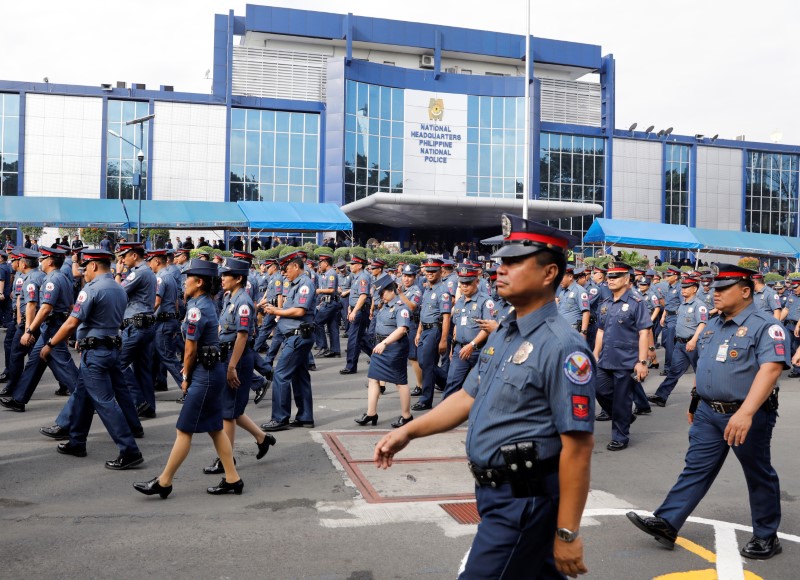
[711,134,719,142]
[657,129,665,138]
[695,134,704,141]
[43,77,49,83]
[628,122,637,132]
[665,127,673,136]
[645,125,655,134]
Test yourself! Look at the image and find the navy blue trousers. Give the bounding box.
[2,313,15,373]
[4,324,34,391]
[152,319,183,388]
[654,341,698,402]
[270,333,314,423]
[119,325,155,411]
[254,313,277,353]
[314,302,341,353]
[596,367,636,445]
[344,307,368,372]
[460,475,564,579]
[655,402,780,538]
[662,316,677,373]
[12,320,78,404]
[784,320,800,373]
[417,326,447,407]
[442,344,479,400]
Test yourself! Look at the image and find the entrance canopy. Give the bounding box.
[0,196,131,228]
[584,218,702,251]
[340,193,603,229]
[127,200,248,229]
[238,201,352,231]
[691,228,797,258]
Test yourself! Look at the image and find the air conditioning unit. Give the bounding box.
[420,54,435,69]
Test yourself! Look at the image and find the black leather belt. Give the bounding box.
[786,320,798,326]
[468,456,559,488]
[78,336,122,350]
[122,314,155,328]
[666,310,677,315]
[220,338,256,359]
[156,312,179,321]
[676,337,691,343]
[702,398,741,414]
[421,322,441,330]
[375,334,390,342]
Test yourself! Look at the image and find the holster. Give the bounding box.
[198,346,221,369]
[763,386,780,412]
[298,322,315,339]
[500,442,546,498]
[689,387,701,415]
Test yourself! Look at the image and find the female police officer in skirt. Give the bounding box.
[134,259,243,498]
[355,274,414,428]
[203,257,276,475]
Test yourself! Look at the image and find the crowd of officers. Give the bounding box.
[0,221,790,573]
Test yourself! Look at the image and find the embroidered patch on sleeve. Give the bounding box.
[572,395,590,420]
[564,352,592,385]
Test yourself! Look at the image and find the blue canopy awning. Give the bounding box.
[122,200,248,229]
[0,196,132,228]
[692,228,797,258]
[237,201,352,232]
[584,218,702,250]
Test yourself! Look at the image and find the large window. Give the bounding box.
[466,96,525,198]
[230,108,319,203]
[665,144,690,225]
[539,133,605,240]
[344,81,404,205]
[0,93,20,196]
[106,100,149,200]
[746,151,799,236]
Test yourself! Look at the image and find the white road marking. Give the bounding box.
[714,524,744,580]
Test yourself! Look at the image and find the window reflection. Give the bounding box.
[0,93,20,196]
[106,99,149,200]
[746,150,799,236]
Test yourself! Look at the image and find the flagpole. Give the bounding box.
[522,0,531,220]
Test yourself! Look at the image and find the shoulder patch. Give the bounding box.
[767,324,785,341]
[698,305,707,313]
[187,307,202,322]
[237,304,251,316]
[563,352,592,385]
[26,283,36,293]
[299,285,310,295]
[126,271,136,281]
[589,287,598,295]
[400,309,410,319]
[45,282,55,291]
[572,395,590,420]
[77,290,88,303]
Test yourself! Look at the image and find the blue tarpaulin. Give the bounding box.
[0,196,131,228]
[122,200,248,228]
[584,218,702,250]
[237,201,352,231]
[692,228,797,258]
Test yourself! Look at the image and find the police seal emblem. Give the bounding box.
[564,352,592,385]
[512,341,533,364]
[501,215,512,238]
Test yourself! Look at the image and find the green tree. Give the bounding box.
[58,227,78,239]
[738,257,759,270]
[22,226,44,240]
[82,228,106,247]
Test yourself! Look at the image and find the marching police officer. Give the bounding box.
[629,263,786,560]
[637,276,662,370]
[557,266,591,338]
[336,260,351,334]
[375,214,595,578]
[340,253,371,375]
[314,250,341,357]
[780,279,800,378]
[254,258,281,354]
[593,261,652,451]
[753,273,781,318]
[1,251,24,385]
[647,275,708,406]
[398,264,424,394]
[658,266,682,377]
[146,250,183,390]
[260,249,317,431]
[45,249,144,470]
[0,250,11,329]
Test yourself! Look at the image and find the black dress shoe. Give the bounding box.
[40,425,69,440]
[606,440,628,451]
[309,364,317,371]
[136,403,156,419]
[339,368,356,375]
[411,402,432,411]
[741,534,782,559]
[132,429,144,439]
[647,395,667,407]
[154,382,169,392]
[54,386,70,396]
[322,351,341,358]
[207,477,244,495]
[633,406,651,415]
[0,372,8,383]
[410,386,422,397]
[203,456,237,474]
[57,442,87,457]
[0,388,11,396]
[254,379,271,405]
[659,369,668,376]
[289,418,315,428]
[257,434,276,460]
[354,413,378,426]
[626,511,677,549]
[788,371,800,378]
[390,415,413,428]
[648,362,660,369]
[133,476,172,499]
[105,452,144,470]
[260,419,290,432]
[176,394,185,404]
[595,410,611,421]
[0,397,25,412]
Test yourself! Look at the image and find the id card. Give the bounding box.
[716,343,728,362]
[461,316,468,326]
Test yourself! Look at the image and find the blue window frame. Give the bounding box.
[665,144,690,225]
[106,100,149,200]
[746,150,799,236]
[0,93,20,196]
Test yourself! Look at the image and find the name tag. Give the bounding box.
[461,316,467,326]
[716,343,728,362]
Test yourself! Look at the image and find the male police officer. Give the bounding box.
[375,214,594,578]
[314,250,341,357]
[340,253,371,375]
[647,275,708,407]
[146,250,184,390]
[254,259,282,354]
[557,266,590,338]
[658,266,682,377]
[752,273,781,319]
[593,262,652,451]
[0,250,12,327]
[628,263,786,560]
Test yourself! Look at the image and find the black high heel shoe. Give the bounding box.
[207,478,244,495]
[354,413,378,426]
[256,434,277,460]
[390,415,414,428]
[133,476,172,499]
[203,456,237,475]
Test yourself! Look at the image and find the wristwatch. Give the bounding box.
[469,341,477,348]
[580,329,588,335]
[639,359,648,366]
[556,528,579,543]
[648,346,656,352]
[182,374,189,382]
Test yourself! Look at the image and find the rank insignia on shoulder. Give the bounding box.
[512,341,533,364]
[735,326,747,337]
[572,395,590,420]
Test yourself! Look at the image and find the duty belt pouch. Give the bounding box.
[298,322,314,339]
[133,313,155,328]
[689,387,700,415]
[199,347,221,369]
[763,386,779,412]
[500,442,544,498]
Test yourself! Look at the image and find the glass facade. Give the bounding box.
[106,100,149,200]
[0,93,20,196]
[466,95,525,198]
[344,81,404,205]
[539,133,605,241]
[230,108,319,203]
[665,144,690,225]
[746,151,799,236]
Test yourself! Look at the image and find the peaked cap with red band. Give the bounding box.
[117,242,145,256]
[492,214,577,259]
[232,250,254,262]
[710,263,756,290]
[606,261,632,275]
[80,249,114,266]
[457,265,481,282]
[421,257,444,270]
[40,246,67,257]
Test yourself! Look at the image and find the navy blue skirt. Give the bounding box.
[176,362,225,433]
[368,338,409,384]
[221,346,254,420]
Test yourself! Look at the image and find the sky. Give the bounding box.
[2,0,800,145]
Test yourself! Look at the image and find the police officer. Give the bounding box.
[146,250,184,390]
[340,253,371,375]
[398,264,423,394]
[753,273,781,318]
[314,250,342,357]
[412,257,452,411]
[586,266,612,349]
[557,266,591,338]
[698,273,716,313]
[254,259,281,354]
[260,249,317,431]
[336,260,351,334]
[134,258,244,497]
[628,263,786,560]
[647,275,708,406]
[44,249,144,470]
[593,261,652,451]
[774,280,787,309]
[0,250,11,329]
[637,276,662,370]
[0,251,23,385]
[115,242,158,418]
[375,214,595,578]
[0,247,78,413]
[355,274,412,428]
[441,265,494,400]
[658,266,682,377]
[780,279,800,378]
[360,258,386,359]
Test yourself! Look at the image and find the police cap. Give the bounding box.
[232,250,255,263]
[421,257,444,271]
[401,263,420,276]
[350,253,368,265]
[638,277,652,286]
[117,242,145,257]
[492,214,577,259]
[709,263,756,289]
[145,249,167,261]
[606,261,632,278]
[681,276,701,288]
[80,249,114,267]
[370,258,386,270]
[442,259,455,269]
[573,266,587,277]
[218,257,250,276]
[335,259,348,269]
[457,265,481,284]
[664,266,682,277]
[39,246,66,257]
[17,248,41,259]
[373,273,396,294]
[183,258,219,278]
